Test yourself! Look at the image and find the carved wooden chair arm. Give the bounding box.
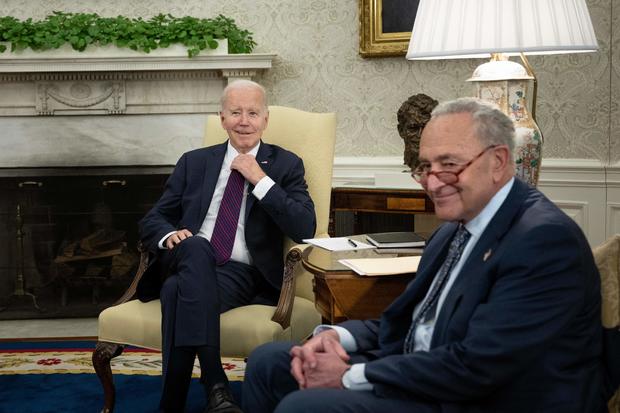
[270,246,304,329]
[112,241,149,306]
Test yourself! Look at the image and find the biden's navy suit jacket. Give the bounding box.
[137,140,316,301]
[340,178,607,412]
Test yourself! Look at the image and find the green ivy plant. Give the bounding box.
[0,12,256,57]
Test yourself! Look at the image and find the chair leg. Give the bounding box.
[92,341,125,413]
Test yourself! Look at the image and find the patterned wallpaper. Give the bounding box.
[0,0,617,163]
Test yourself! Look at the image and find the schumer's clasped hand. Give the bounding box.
[289,329,351,389]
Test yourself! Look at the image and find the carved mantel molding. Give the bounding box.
[0,51,276,116]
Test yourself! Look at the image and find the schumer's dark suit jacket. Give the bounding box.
[340,178,607,412]
[137,140,316,301]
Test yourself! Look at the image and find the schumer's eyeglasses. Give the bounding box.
[412,145,499,185]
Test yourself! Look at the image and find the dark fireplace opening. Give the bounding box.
[0,169,169,320]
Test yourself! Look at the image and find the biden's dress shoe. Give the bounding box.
[205,382,243,413]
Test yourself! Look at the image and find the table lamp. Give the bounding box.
[406,0,598,186]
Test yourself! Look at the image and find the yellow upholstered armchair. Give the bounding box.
[593,235,620,413]
[92,106,336,412]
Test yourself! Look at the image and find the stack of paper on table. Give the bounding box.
[339,255,421,276]
[303,237,374,251]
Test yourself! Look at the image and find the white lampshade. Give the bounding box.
[406,0,598,60]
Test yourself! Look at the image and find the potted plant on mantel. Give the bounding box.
[0,11,256,58]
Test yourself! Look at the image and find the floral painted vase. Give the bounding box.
[469,60,543,186]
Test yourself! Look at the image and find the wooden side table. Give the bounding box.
[301,243,418,324]
[329,186,434,236]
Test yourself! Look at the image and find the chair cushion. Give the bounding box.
[98,299,163,351]
[289,295,321,342]
[220,304,287,356]
[98,297,320,356]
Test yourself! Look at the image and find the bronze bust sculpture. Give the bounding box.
[397,93,438,170]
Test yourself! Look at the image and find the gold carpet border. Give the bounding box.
[0,350,245,381]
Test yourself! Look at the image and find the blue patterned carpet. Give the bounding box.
[0,339,243,413]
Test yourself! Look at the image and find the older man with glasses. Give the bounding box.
[242,97,608,413]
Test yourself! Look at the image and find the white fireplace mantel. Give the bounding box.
[0,46,276,116]
[0,54,274,79]
[0,48,276,168]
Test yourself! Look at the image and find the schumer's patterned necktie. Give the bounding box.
[403,225,471,353]
[210,169,245,265]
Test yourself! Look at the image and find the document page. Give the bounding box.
[339,255,421,276]
[303,237,375,251]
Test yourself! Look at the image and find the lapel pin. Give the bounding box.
[483,249,492,262]
[260,160,268,164]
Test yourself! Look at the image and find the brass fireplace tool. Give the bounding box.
[0,204,43,312]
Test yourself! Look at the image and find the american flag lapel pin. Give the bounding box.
[483,249,492,262]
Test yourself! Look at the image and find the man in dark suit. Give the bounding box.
[138,80,316,413]
[242,98,608,412]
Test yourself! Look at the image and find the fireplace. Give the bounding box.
[0,168,170,319]
[0,50,275,319]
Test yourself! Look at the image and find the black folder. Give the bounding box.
[366,231,426,248]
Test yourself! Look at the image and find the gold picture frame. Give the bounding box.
[359,0,418,57]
